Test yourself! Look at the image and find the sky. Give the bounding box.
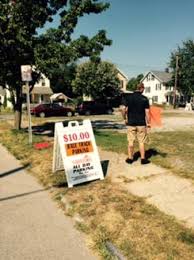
[42,0,194,79]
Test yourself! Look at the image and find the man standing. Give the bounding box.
[122,83,151,164]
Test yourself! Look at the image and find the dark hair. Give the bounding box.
[136,83,144,91]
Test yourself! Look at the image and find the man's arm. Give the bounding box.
[121,105,128,124]
[145,108,151,127]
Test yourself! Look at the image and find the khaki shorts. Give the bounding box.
[127,126,149,146]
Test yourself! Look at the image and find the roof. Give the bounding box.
[117,68,128,80]
[50,93,73,101]
[23,86,53,95]
[142,70,172,83]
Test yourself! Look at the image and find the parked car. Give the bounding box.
[30,103,75,117]
[76,100,113,115]
[178,101,186,108]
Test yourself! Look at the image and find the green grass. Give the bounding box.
[64,180,194,260]
[1,121,194,259]
[95,129,194,180]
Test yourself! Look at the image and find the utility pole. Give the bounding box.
[173,54,179,109]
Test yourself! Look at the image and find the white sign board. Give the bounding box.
[52,120,104,187]
[21,65,32,82]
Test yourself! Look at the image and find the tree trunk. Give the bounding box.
[14,85,22,130]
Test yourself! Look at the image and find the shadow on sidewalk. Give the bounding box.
[133,148,167,161]
[0,188,50,202]
[0,164,30,178]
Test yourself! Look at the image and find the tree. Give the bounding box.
[169,39,194,98]
[72,61,120,99]
[0,0,111,129]
[126,74,144,91]
[49,63,77,97]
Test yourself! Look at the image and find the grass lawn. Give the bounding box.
[95,130,194,181]
[0,120,194,259]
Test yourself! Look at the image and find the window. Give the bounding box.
[147,73,151,81]
[145,87,151,93]
[147,73,154,81]
[155,83,161,91]
[152,96,158,102]
[165,86,171,91]
[42,80,46,86]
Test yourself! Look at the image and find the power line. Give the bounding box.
[114,62,166,69]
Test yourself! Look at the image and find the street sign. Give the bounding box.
[21,65,32,82]
[53,120,104,188]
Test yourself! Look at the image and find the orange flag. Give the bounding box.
[149,106,162,127]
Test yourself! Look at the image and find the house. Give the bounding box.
[83,68,129,101]
[0,86,6,105]
[141,70,174,104]
[23,74,53,104]
[0,86,12,108]
[0,74,53,108]
[117,68,128,93]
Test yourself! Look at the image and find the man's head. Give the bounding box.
[136,83,144,93]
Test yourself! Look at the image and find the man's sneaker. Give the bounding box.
[141,159,150,165]
[125,158,133,164]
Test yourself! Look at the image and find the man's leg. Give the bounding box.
[139,143,145,159]
[128,145,134,160]
[126,127,135,164]
[137,126,150,164]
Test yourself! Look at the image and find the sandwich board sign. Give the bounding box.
[52,119,104,188]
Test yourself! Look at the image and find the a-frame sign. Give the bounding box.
[52,120,104,188]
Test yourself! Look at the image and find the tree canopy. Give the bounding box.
[126,74,143,91]
[49,63,77,97]
[169,39,194,97]
[72,61,121,99]
[0,0,111,128]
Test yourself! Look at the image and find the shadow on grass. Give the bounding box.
[91,120,126,130]
[101,160,109,177]
[23,119,125,138]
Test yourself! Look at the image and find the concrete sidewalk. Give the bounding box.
[99,148,194,230]
[0,144,97,260]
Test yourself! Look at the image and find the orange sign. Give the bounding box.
[150,106,162,127]
[65,141,93,156]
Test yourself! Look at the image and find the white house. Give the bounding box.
[22,74,53,104]
[0,86,13,108]
[141,70,173,104]
[0,74,53,108]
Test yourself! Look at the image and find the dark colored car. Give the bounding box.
[30,103,75,117]
[178,101,186,108]
[76,101,113,115]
